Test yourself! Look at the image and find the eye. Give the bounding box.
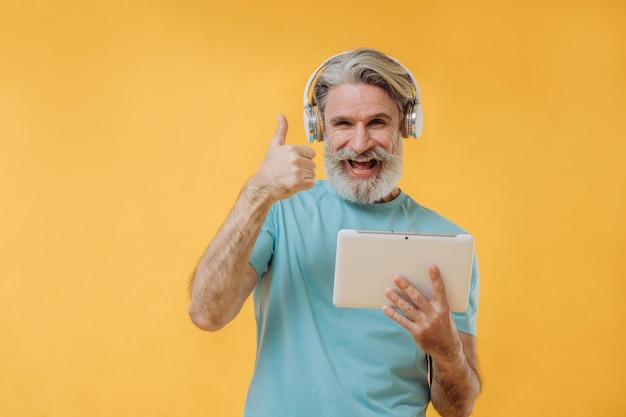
[368,118,386,127]
[334,120,352,127]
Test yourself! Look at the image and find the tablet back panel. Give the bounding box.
[332,230,474,312]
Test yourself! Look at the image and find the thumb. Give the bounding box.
[270,114,288,146]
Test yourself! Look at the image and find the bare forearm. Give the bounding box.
[430,340,481,417]
[188,178,274,331]
[189,115,316,330]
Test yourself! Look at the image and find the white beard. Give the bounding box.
[324,138,403,204]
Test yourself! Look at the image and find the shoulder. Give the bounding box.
[267,181,338,223]
[402,193,469,235]
[277,180,342,209]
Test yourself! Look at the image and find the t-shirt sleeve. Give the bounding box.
[452,254,480,336]
[249,209,276,278]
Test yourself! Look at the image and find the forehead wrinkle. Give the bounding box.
[328,112,393,125]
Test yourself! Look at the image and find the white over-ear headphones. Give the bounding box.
[303,51,423,143]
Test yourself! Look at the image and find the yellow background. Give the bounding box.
[1,0,625,416]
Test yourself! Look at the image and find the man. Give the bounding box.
[189,48,481,417]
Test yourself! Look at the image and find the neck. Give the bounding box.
[374,187,400,204]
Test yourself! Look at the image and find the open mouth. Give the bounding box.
[346,158,379,176]
[349,158,377,170]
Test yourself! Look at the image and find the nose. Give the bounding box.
[350,123,373,154]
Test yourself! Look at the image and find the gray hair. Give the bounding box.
[312,49,415,121]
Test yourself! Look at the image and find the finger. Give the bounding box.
[385,287,421,320]
[294,143,316,160]
[301,158,317,180]
[392,275,432,312]
[428,264,449,307]
[382,304,416,330]
[270,114,288,146]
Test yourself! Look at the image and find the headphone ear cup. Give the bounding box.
[413,101,423,139]
[304,105,324,142]
[404,101,423,139]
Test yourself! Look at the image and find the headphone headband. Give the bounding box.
[303,51,423,142]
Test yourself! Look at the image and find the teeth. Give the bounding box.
[349,159,377,170]
[351,157,373,163]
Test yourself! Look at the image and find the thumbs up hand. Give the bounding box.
[252,114,317,203]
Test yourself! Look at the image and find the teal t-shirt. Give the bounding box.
[246,180,479,417]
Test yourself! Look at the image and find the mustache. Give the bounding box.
[327,146,400,163]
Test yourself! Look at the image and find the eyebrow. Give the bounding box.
[328,112,393,125]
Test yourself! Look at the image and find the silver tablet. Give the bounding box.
[333,229,475,312]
